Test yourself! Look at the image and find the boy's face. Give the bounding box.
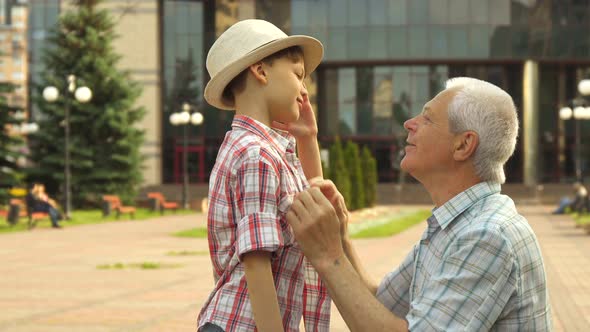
[263,56,306,124]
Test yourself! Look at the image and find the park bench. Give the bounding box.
[102,195,136,219]
[2,199,50,229]
[147,192,178,215]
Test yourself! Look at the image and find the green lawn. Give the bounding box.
[0,208,198,234]
[350,210,431,239]
[173,209,431,240]
[573,212,590,226]
[173,227,208,238]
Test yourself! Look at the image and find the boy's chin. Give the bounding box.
[275,113,299,124]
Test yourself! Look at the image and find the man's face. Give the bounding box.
[263,56,306,124]
[401,88,458,180]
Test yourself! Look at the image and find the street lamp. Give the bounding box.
[559,79,590,182]
[42,74,92,220]
[169,102,204,209]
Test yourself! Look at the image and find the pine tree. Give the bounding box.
[28,0,145,206]
[345,141,364,210]
[361,146,378,207]
[0,82,25,204]
[329,137,351,208]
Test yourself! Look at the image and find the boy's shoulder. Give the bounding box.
[220,126,283,169]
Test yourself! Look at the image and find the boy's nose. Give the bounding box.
[301,82,309,96]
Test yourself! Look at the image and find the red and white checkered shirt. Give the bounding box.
[197,115,331,332]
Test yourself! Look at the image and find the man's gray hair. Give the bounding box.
[445,77,519,184]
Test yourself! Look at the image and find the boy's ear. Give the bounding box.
[248,61,267,84]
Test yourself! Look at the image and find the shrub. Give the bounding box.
[329,137,351,208]
[345,141,364,210]
[361,146,378,207]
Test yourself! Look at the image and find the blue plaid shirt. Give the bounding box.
[377,182,551,331]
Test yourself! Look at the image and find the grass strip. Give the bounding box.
[0,208,197,234]
[351,210,430,239]
[174,227,208,238]
[97,262,182,270]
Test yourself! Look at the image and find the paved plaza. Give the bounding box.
[0,204,587,331]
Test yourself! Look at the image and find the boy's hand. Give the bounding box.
[309,178,350,241]
[272,94,318,139]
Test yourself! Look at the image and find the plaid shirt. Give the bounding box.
[198,115,330,332]
[377,182,551,331]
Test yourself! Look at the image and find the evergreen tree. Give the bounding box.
[345,141,364,210]
[329,137,351,208]
[0,82,25,204]
[361,146,378,207]
[28,0,145,206]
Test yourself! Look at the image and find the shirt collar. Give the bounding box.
[431,182,501,230]
[232,115,296,157]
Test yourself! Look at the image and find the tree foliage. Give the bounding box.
[0,82,25,204]
[28,0,145,206]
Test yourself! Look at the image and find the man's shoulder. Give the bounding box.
[458,193,534,246]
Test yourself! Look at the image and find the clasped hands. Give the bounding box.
[286,178,350,269]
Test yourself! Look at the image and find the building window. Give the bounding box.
[162,0,206,184]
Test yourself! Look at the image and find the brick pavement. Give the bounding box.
[0,205,586,331]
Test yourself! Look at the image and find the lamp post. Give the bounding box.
[42,75,92,220]
[559,79,590,182]
[169,102,204,209]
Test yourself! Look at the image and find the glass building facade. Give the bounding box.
[26,0,590,184]
[160,0,590,184]
[27,0,60,119]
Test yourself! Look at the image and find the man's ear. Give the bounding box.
[453,131,478,161]
[248,62,267,84]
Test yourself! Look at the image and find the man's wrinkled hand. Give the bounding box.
[286,187,344,268]
[309,178,350,240]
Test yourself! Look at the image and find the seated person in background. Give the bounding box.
[553,182,588,214]
[26,183,62,228]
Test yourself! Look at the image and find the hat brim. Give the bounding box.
[204,35,323,111]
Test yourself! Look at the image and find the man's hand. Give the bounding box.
[272,93,317,139]
[309,178,350,241]
[286,187,344,270]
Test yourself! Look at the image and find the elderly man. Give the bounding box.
[287,77,551,331]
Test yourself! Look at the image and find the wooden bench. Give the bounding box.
[102,195,136,219]
[4,199,50,229]
[147,192,178,214]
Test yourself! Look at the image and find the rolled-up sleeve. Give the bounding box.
[407,228,516,331]
[234,153,284,260]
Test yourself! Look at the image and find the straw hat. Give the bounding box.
[204,19,324,111]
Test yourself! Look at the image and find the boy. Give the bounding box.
[197,19,330,332]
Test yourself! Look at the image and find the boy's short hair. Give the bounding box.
[222,46,304,102]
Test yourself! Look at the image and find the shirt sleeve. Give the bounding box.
[407,227,517,331]
[234,152,284,260]
[376,245,416,319]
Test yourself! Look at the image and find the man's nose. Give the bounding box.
[403,117,417,132]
